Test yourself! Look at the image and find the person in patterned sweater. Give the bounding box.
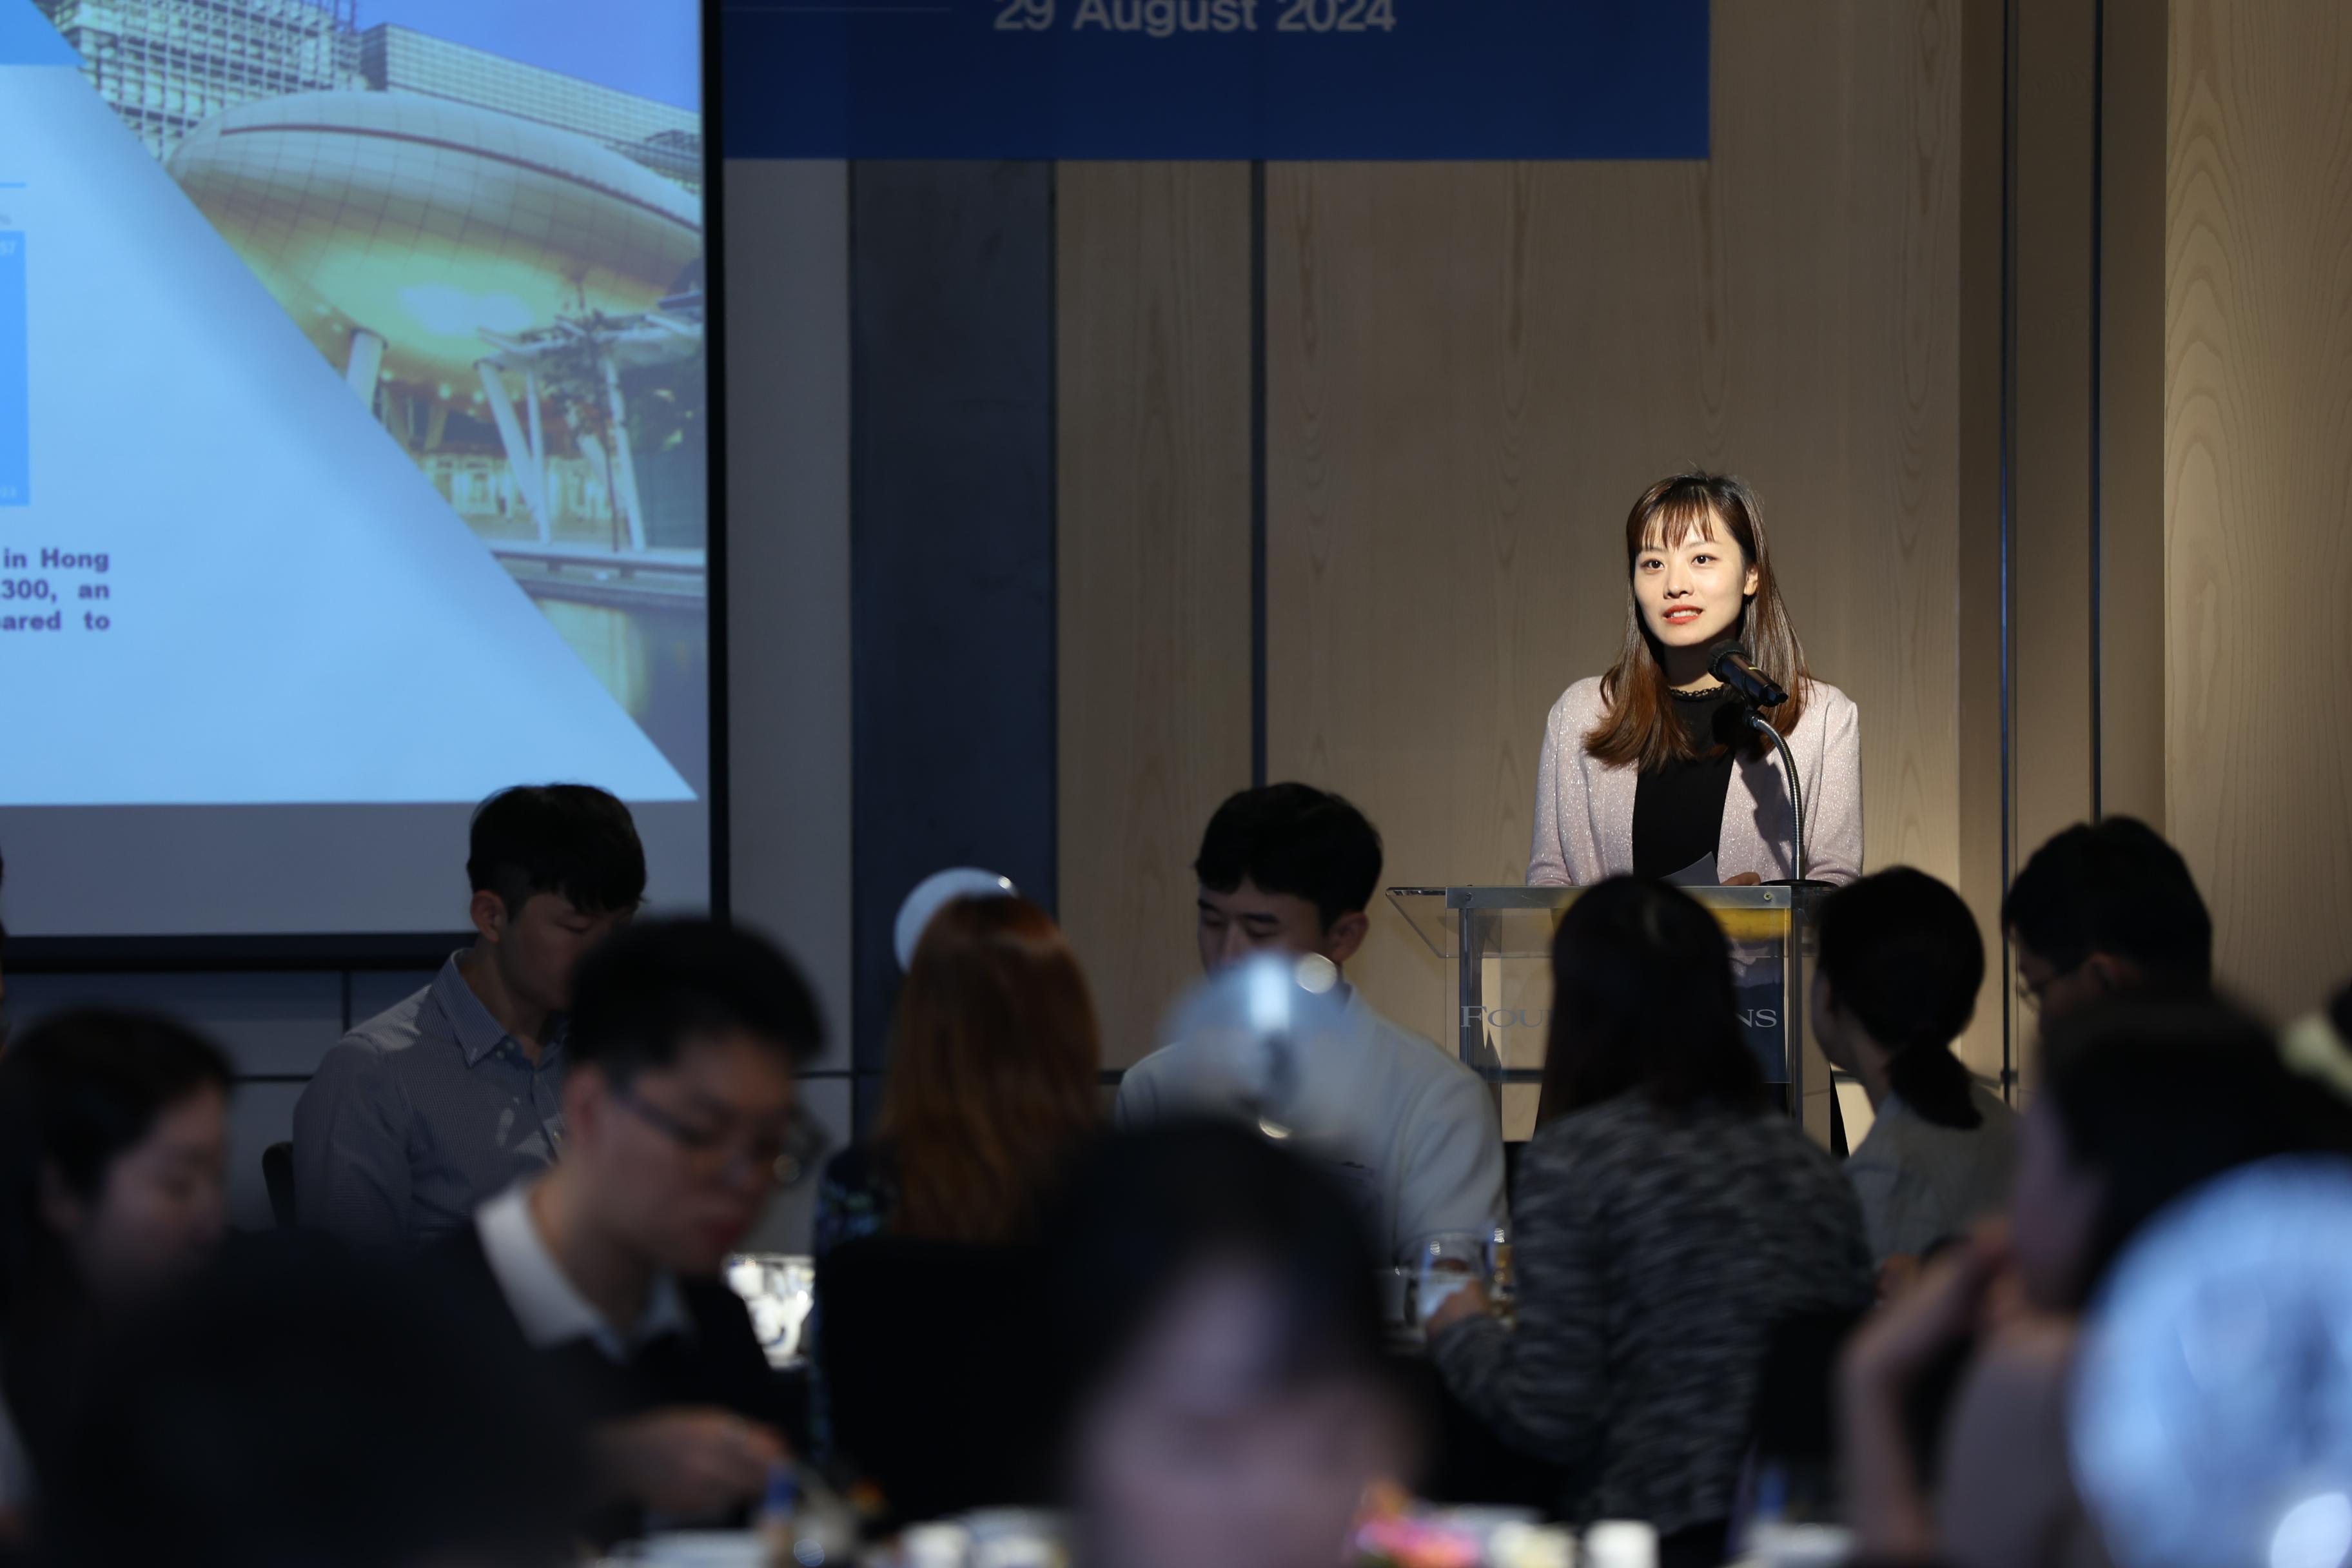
[1426,876,1872,1567]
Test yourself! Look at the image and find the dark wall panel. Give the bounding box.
[850,161,1057,1077]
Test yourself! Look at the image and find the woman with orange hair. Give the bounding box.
[1528,472,1862,887]
[806,895,1104,1485]
[814,894,1103,1252]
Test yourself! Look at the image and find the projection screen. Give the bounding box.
[0,0,716,941]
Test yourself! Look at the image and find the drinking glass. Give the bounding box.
[1410,1231,1487,1326]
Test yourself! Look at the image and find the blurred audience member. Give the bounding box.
[2280,974,2352,1110]
[1118,783,1504,1264]
[0,1010,230,1530]
[816,894,1101,1251]
[1841,995,2347,1568]
[809,895,1099,1491]
[40,1243,582,1568]
[2003,818,2211,1021]
[295,783,644,1257]
[1814,868,2017,1271]
[1426,876,1872,1567]
[1044,1120,1405,1568]
[420,918,821,1538]
[2069,1157,2352,1568]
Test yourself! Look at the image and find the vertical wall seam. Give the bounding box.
[1999,0,2020,1097]
[2089,0,2105,821]
[1046,159,1062,910]
[844,158,864,1130]
[1250,159,1269,789]
[702,0,733,923]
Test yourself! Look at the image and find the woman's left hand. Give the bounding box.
[1422,1279,1493,1338]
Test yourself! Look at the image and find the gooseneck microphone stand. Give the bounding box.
[1711,643,1832,891]
[1744,707,1808,885]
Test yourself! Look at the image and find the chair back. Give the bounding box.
[262,1141,297,1230]
[815,1235,1056,1522]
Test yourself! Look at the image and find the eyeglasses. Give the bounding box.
[612,1086,828,1188]
[2015,960,2084,1014]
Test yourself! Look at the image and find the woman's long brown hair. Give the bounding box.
[1583,471,1812,771]
[876,896,1103,1245]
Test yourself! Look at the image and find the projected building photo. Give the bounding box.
[33,0,709,787]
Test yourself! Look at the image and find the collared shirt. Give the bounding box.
[292,952,567,1259]
[475,1182,693,1363]
[1115,985,1507,1264]
[1844,1084,2021,1262]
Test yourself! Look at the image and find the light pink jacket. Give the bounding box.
[1527,676,1863,887]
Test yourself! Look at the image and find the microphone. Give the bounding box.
[1708,642,1788,707]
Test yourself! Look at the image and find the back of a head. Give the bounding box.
[567,917,824,1085]
[467,782,647,916]
[1817,867,1986,1128]
[2003,817,2212,988]
[1540,876,1764,1121]
[879,896,1104,1244]
[2039,995,2346,1298]
[1042,1121,1387,1436]
[0,1008,231,1323]
[41,1242,582,1568]
[1195,783,1383,927]
[2071,1158,2352,1568]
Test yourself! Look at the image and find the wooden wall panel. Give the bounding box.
[1056,163,1255,1067]
[1266,0,1971,1058]
[2003,0,2100,1090]
[2100,0,2173,829]
[1955,0,2012,1086]
[2166,0,2352,1017]
[2010,0,2101,887]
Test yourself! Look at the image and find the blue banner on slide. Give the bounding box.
[0,233,24,507]
[721,0,1707,161]
[0,0,77,66]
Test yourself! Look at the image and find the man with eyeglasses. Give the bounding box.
[2003,817,2213,1022]
[422,917,825,1537]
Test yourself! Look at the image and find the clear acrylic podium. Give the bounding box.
[1387,885,1835,1147]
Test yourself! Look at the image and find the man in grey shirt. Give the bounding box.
[1812,867,2019,1266]
[294,785,643,1257]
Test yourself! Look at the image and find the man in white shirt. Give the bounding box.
[1117,783,1505,1264]
[422,917,822,1539]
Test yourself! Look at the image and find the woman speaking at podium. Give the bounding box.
[1528,472,1861,887]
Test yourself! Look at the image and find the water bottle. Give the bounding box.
[901,1524,971,1568]
[757,1465,798,1568]
[1409,1231,1484,1327]
[1583,1520,1657,1568]
[756,1462,856,1567]
[1487,1224,1517,1325]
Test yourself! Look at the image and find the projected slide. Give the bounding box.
[0,0,711,937]
[0,0,707,808]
